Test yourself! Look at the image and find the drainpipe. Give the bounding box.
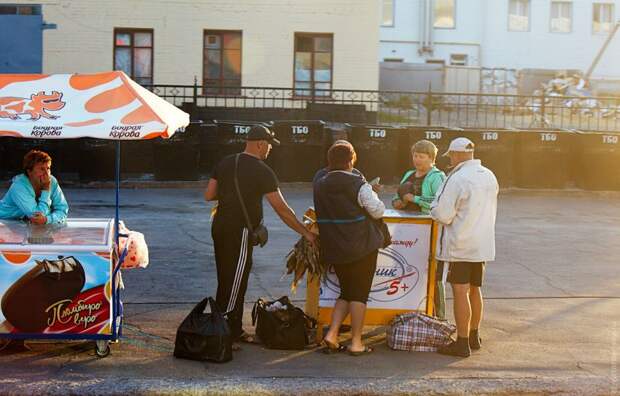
[418,0,434,56]
[427,0,434,54]
[419,0,427,55]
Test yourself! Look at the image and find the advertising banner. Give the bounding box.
[319,219,431,312]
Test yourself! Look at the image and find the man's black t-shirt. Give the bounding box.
[213,153,279,230]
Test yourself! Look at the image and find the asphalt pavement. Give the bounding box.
[0,185,618,395]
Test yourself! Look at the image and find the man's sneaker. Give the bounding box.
[469,330,481,350]
[437,337,470,358]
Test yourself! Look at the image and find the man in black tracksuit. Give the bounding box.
[204,125,316,343]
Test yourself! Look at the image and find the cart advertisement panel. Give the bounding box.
[319,216,432,312]
[0,251,112,335]
[0,219,114,336]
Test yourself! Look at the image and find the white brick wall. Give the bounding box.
[12,0,380,90]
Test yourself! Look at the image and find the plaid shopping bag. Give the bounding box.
[386,312,456,352]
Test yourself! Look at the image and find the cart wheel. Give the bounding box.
[95,340,110,358]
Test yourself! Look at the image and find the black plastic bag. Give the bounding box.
[251,296,316,350]
[173,297,232,362]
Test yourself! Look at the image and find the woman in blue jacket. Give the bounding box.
[0,149,68,225]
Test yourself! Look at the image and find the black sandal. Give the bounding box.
[320,338,346,354]
[348,346,373,356]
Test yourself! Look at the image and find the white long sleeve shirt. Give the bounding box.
[357,183,385,219]
[430,159,499,262]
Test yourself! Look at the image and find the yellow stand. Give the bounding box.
[303,209,439,341]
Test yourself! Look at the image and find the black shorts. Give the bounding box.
[333,250,378,304]
[446,262,485,287]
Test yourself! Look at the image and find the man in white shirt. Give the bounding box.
[430,137,499,357]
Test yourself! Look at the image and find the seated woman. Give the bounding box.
[313,143,386,356]
[392,140,448,318]
[0,149,68,225]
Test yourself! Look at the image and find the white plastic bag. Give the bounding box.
[119,228,150,269]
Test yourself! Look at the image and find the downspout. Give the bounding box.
[419,0,427,55]
[427,0,434,55]
[418,0,434,56]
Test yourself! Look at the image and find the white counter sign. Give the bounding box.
[320,217,431,312]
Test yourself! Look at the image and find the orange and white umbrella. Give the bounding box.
[0,71,189,140]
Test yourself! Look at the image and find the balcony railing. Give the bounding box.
[143,84,620,132]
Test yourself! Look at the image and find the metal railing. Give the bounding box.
[143,83,620,132]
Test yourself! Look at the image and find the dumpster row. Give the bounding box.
[1,121,619,190]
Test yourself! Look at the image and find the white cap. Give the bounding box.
[443,137,475,156]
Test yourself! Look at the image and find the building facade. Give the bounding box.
[380,0,620,78]
[1,0,381,93]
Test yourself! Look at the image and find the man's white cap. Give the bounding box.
[442,137,475,156]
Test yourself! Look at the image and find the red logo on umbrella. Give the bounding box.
[0,91,65,121]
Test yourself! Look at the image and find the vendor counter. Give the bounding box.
[0,218,118,339]
[306,210,438,338]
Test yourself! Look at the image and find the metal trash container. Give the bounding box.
[78,139,116,182]
[456,128,518,188]
[48,139,81,181]
[270,120,327,182]
[348,124,404,184]
[1,138,41,179]
[197,123,218,177]
[120,140,154,178]
[574,131,620,191]
[152,126,200,181]
[214,120,273,167]
[515,129,574,189]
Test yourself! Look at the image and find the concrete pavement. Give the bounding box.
[0,186,618,395]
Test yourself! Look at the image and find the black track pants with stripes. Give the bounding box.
[212,224,253,340]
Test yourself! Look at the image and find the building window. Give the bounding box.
[294,33,333,97]
[434,0,455,29]
[593,3,614,34]
[508,0,530,31]
[0,5,41,15]
[382,0,394,26]
[450,54,468,66]
[550,1,572,33]
[114,29,153,85]
[203,30,242,95]
[426,59,446,65]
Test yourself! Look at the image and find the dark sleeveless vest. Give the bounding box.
[313,170,384,264]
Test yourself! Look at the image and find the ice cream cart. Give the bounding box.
[0,71,189,356]
[305,209,439,339]
[0,219,118,356]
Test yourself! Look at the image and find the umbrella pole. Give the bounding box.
[113,139,121,339]
[115,140,120,247]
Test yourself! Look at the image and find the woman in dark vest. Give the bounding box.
[313,143,385,356]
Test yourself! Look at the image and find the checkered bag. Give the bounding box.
[386,312,456,352]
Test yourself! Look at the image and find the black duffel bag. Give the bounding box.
[251,296,316,350]
[173,297,232,363]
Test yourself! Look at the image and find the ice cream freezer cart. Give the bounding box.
[0,71,190,357]
[0,218,121,357]
[305,209,439,339]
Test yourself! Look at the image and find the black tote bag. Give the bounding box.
[251,296,316,350]
[173,297,233,363]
